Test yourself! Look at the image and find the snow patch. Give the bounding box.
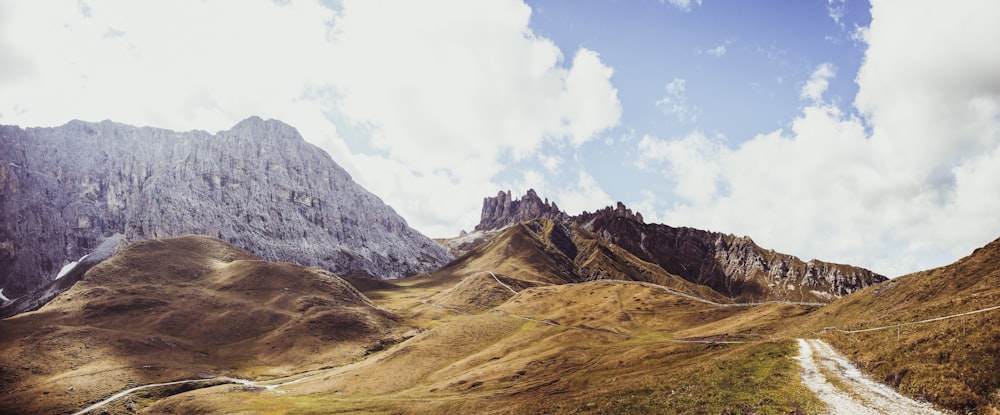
[56,254,90,279]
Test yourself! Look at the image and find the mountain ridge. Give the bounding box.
[0,117,452,300]
[474,189,886,302]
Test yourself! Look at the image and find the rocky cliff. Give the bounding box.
[473,190,885,302]
[0,117,452,299]
[576,211,886,302]
[475,189,569,232]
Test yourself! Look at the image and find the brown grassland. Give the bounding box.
[1,230,998,414]
[800,237,1000,414]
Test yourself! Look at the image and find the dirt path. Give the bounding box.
[71,373,322,415]
[794,338,947,415]
[71,378,226,415]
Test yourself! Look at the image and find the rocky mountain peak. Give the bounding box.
[0,118,453,302]
[581,201,645,224]
[469,189,883,302]
[226,116,302,141]
[474,189,568,231]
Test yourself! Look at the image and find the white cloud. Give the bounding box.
[637,132,727,205]
[656,77,697,123]
[539,154,564,173]
[826,0,847,28]
[552,170,614,216]
[698,44,727,58]
[800,63,835,103]
[628,189,664,224]
[641,0,1000,276]
[663,0,703,12]
[504,168,613,217]
[0,0,622,238]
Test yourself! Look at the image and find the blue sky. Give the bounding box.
[2,0,999,277]
[528,0,867,139]
[500,0,872,208]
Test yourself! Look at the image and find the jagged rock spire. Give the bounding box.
[475,189,569,231]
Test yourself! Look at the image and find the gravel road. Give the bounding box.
[794,338,947,415]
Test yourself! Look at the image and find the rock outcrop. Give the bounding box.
[576,211,886,302]
[471,190,885,302]
[475,189,569,232]
[0,117,452,299]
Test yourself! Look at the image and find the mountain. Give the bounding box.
[803,236,1000,414]
[0,117,452,301]
[432,218,730,312]
[475,189,570,232]
[0,235,407,415]
[118,248,826,415]
[476,190,886,303]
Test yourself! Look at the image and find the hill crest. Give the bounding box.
[468,190,885,303]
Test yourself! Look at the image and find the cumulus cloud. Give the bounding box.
[663,0,703,12]
[550,170,615,216]
[698,43,727,58]
[505,168,613,217]
[325,1,620,234]
[539,154,564,173]
[0,0,622,237]
[638,132,728,205]
[641,0,1000,276]
[826,0,848,28]
[800,63,835,103]
[656,78,697,123]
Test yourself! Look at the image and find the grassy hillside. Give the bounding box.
[142,281,824,415]
[7,231,997,414]
[0,236,404,415]
[433,219,731,311]
[803,237,1000,414]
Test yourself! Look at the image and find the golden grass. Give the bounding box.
[0,236,405,415]
[134,280,834,415]
[9,233,999,414]
[796,237,1000,414]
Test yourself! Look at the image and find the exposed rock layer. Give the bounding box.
[475,190,886,302]
[475,189,569,232]
[0,117,452,297]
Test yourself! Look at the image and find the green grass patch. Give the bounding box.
[570,340,824,415]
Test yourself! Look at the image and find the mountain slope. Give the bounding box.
[474,190,886,303]
[135,278,824,415]
[0,235,405,415]
[805,237,1000,414]
[576,207,886,303]
[0,117,452,299]
[432,218,730,312]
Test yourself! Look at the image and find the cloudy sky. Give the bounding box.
[2,0,999,277]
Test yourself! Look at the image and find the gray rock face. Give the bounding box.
[578,213,887,302]
[475,189,569,232]
[0,117,452,298]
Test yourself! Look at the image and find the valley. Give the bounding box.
[3,226,997,414]
[0,122,996,414]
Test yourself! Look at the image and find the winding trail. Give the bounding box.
[562,279,826,307]
[488,272,518,295]
[794,338,946,415]
[71,373,322,415]
[72,378,225,415]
